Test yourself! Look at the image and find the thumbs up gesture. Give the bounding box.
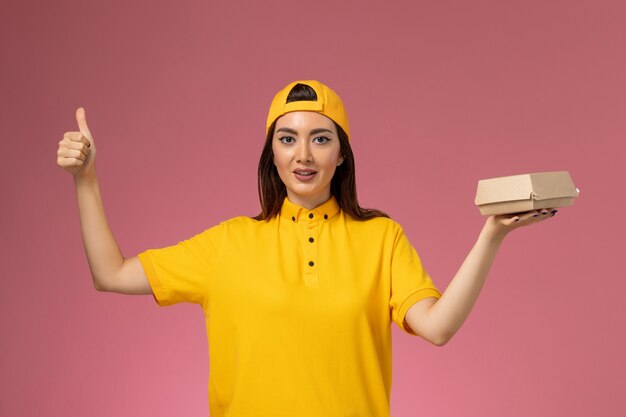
[57,108,97,180]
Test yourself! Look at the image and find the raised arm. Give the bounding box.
[405,210,556,345]
[57,108,151,295]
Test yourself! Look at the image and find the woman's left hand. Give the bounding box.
[484,208,558,240]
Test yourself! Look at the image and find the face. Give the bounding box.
[272,111,344,210]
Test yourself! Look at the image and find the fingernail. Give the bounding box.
[551,210,558,216]
[541,211,549,215]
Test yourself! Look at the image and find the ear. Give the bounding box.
[337,154,345,166]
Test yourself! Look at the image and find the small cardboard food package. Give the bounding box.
[474,171,579,215]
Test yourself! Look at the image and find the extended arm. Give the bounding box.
[405,209,556,345]
[57,108,151,294]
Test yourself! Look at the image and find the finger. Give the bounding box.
[64,138,91,155]
[502,217,519,226]
[534,208,552,221]
[523,208,555,224]
[75,107,93,144]
[57,155,84,168]
[498,208,558,230]
[61,133,91,149]
[59,148,87,161]
[517,210,541,222]
[496,213,521,226]
[538,208,558,221]
[63,131,82,140]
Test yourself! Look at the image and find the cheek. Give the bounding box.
[272,152,283,168]
[273,146,297,167]
[272,149,291,172]
[272,144,282,167]
[323,149,343,169]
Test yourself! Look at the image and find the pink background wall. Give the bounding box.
[2,0,625,415]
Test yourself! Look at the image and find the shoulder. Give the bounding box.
[220,215,261,227]
[184,216,265,252]
[209,215,278,237]
[188,216,259,238]
[342,213,404,240]
[344,213,401,229]
[207,215,263,233]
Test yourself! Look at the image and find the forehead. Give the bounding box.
[274,111,336,133]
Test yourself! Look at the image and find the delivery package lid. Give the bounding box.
[475,171,579,215]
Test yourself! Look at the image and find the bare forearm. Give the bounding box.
[407,210,556,345]
[427,225,505,343]
[59,108,149,294]
[74,173,124,290]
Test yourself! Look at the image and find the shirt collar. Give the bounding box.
[280,195,341,223]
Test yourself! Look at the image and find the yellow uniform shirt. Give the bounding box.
[137,196,440,417]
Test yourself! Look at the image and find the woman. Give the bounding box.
[57,80,556,416]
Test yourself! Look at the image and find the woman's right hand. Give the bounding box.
[57,107,96,181]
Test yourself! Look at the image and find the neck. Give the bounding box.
[287,192,332,210]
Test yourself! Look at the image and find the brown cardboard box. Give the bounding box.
[475,171,579,215]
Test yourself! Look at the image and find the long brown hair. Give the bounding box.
[253,84,388,221]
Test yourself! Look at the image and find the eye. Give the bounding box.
[278,136,295,144]
[313,136,330,144]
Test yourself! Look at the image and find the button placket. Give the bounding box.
[301,210,321,287]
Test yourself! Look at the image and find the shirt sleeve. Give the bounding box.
[389,225,441,335]
[137,224,223,307]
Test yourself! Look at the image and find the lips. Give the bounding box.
[294,169,316,176]
[293,168,317,181]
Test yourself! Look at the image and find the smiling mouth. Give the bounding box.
[294,170,317,176]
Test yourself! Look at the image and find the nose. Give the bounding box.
[295,140,312,163]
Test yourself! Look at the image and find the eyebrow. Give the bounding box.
[275,127,335,135]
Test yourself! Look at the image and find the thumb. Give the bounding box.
[75,107,93,142]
